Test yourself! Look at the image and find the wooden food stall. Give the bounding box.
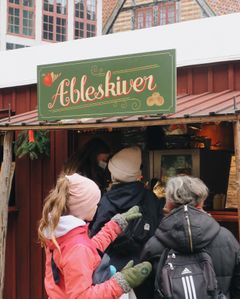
[1,13,240,299]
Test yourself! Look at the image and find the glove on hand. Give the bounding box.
[122,260,134,270]
[111,206,142,231]
[120,261,152,289]
[121,205,142,223]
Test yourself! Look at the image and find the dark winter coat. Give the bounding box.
[90,181,164,270]
[139,205,240,299]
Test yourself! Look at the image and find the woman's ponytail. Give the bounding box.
[38,175,69,250]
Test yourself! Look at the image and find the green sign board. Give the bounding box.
[37,49,176,120]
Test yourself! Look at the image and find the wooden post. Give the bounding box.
[233,120,240,240]
[0,131,13,299]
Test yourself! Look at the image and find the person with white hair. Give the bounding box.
[139,175,240,299]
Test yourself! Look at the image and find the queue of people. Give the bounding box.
[38,140,240,299]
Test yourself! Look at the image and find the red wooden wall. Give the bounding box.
[1,61,240,299]
[177,61,240,95]
[1,85,68,299]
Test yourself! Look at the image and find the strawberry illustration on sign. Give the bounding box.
[42,72,61,87]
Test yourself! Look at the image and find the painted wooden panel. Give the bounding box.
[3,213,16,299]
[15,156,31,299]
[0,85,68,299]
[177,68,188,95]
[234,63,240,91]
[192,67,208,94]
[30,159,43,299]
[213,64,229,92]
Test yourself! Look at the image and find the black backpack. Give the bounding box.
[109,192,155,256]
[154,248,227,299]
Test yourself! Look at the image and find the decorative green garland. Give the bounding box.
[14,130,50,160]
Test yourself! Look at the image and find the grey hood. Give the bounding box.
[154,205,221,253]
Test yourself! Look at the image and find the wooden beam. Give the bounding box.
[0,131,13,299]
[0,114,239,131]
[195,0,216,16]
[233,121,240,240]
[102,0,127,34]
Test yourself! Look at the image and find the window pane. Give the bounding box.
[15,8,20,16]
[9,0,20,4]
[145,10,152,28]
[168,4,175,24]
[75,0,84,18]
[160,5,167,25]
[86,23,95,37]
[74,20,84,39]
[8,7,20,34]
[16,44,24,48]
[23,10,33,36]
[74,0,96,39]
[56,0,67,15]
[6,43,14,50]
[56,17,66,41]
[23,0,34,7]
[87,0,96,21]
[153,6,158,26]
[43,32,48,39]
[43,14,54,40]
[43,0,54,12]
[137,12,144,29]
[6,42,26,50]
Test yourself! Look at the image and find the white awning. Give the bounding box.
[1,13,240,89]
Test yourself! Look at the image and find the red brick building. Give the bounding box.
[102,0,240,33]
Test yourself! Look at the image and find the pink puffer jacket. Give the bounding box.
[44,220,124,299]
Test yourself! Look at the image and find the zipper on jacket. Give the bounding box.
[184,205,193,252]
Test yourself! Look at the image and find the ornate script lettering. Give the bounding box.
[48,71,157,109]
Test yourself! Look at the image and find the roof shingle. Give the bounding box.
[206,0,240,15]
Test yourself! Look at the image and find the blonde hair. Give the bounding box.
[38,175,69,250]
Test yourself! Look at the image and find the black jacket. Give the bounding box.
[90,181,164,270]
[139,205,240,299]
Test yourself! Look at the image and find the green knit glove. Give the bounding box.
[120,261,152,289]
[111,206,142,231]
[121,205,142,222]
[122,260,134,270]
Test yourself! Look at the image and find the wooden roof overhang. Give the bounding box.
[0,90,240,131]
[0,113,239,132]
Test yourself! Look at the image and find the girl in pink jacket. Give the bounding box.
[38,173,151,299]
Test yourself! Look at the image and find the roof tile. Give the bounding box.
[206,0,240,15]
